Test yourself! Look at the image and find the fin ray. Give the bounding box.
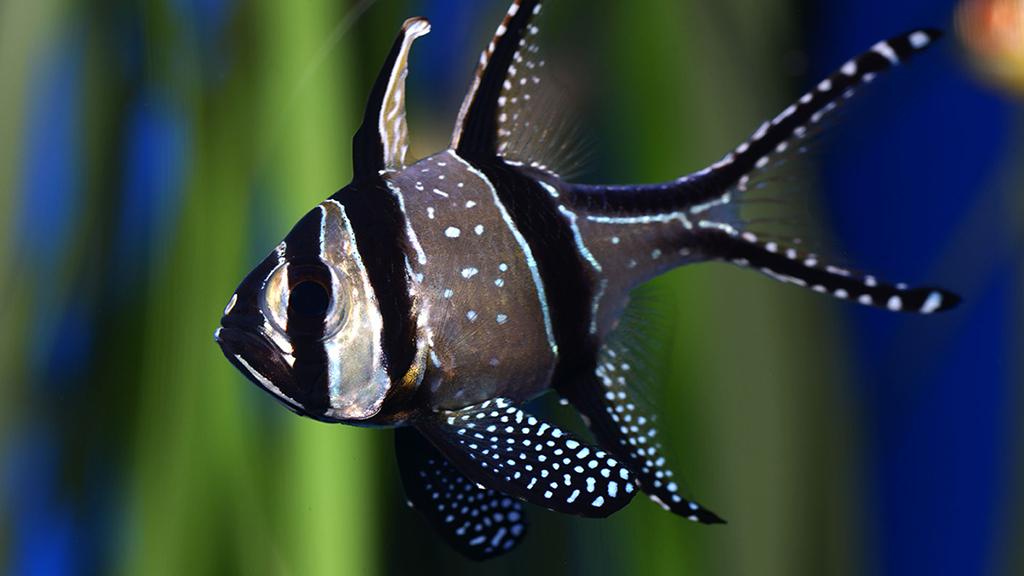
[452,0,544,158]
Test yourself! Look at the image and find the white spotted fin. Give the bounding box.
[414,398,638,518]
[558,340,725,523]
[451,0,586,177]
[691,226,959,314]
[396,427,528,560]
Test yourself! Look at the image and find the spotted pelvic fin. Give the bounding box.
[691,225,959,313]
[352,17,432,178]
[566,29,944,217]
[451,0,544,160]
[414,398,637,518]
[558,341,725,523]
[395,427,528,560]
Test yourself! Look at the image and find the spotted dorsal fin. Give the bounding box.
[451,0,543,159]
[352,17,431,179]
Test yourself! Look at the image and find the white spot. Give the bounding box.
[841,60,858,76]
[496,314,509,325]
[445,226,461,238]
[461,267,479,279]
[909,31,931,50]
[474,224,485,235]
[467,310,478,321]
[443,288,454,299]
[887,295,903,311]
[872,41,899,65]
[921,291,944,314]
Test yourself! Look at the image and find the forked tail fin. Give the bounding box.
[563,29,959,313]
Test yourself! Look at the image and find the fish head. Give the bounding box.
[215,197,392,423]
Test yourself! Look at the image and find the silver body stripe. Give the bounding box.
[448,150,558,355]
[387,180,429,265]
[556,203,603,273]
[586,211,694,230]
[320,199,391,419]
[553,196,607,336]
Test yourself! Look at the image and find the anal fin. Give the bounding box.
[558,343,725,524]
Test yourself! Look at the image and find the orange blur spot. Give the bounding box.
[956,0,1024,94]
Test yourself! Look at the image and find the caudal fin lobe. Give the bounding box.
[692,225,960,314]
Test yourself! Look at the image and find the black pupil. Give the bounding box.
[290,281,330,317]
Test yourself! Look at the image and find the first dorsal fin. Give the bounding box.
[352,17,431,179]
[451,0,543,159]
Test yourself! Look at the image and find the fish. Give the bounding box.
[214,0,959,560]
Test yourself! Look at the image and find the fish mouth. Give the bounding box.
[214,321,384,424]
[214,323,310,418]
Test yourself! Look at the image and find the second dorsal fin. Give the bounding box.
[352,17,431,179]
[451,0,544,159]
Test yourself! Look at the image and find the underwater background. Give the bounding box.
[1,0,1021,574]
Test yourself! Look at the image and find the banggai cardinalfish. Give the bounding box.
[216,0,957,560]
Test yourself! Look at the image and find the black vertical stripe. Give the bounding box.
[467,158,598,385]
[282,208,333,415]
[330,182,418,387]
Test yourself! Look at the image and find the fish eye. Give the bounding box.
[261,261,349,339]
[289,280,330,317]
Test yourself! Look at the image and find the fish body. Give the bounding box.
[215,1,958,559]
